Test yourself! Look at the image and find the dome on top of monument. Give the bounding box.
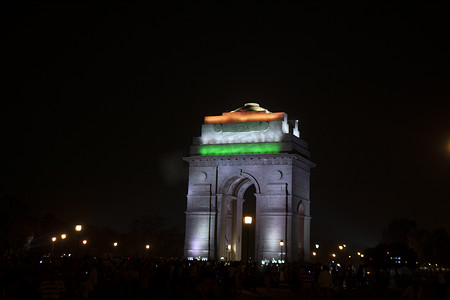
[231,103,271,113]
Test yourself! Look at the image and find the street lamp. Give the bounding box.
[312,251,319,263]
[82,240,88,245]
[113,242,118,257]
[75,225,82,258]
[145,244,150,258]
[60,234,67,255]
[313,244,319,262]
[280,240,285,262]
[244,216,252,262]
[51,237,57,256]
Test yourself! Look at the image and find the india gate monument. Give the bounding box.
[184,103,315,263]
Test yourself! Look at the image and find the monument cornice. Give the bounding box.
[184,153,315,170]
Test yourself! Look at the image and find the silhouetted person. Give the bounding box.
[194,271,216,300]
[331,278,345,300]
[318,265,332,300]
[436,270,446,300]
[39,270,66,300]
[299,267,314,300]
[402,277,424,300]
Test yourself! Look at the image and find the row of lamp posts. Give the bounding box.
[50,224,150,257]
[51,225,84,257]
[312,243,365,264]
[242,216,366,264]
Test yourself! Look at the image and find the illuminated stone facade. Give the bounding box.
[184,103,315,262]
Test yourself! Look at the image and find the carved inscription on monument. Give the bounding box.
[213,122,269,133]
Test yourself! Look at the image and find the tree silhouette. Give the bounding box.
[0,195,39,255]
[381,218,417,244]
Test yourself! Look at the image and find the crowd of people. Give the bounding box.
[1,255,449,299]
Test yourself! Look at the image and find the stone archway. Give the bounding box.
[183,104,315,262]
[218,175,259,261]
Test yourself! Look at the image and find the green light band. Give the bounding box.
[199,143,281,155]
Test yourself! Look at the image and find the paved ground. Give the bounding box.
[234,286,404,300]
[147,285,406,299]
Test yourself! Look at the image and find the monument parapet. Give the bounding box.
[190,103,310,158]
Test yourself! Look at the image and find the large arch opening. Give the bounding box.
[242,184,256,262]
[220,174,260,262]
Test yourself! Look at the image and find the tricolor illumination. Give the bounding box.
[205,111,285,124]
[199,142,281,155]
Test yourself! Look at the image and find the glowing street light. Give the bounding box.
[280,240,285,262]
[338,245,344,250]
[82,240,88,245]
[332,253,336,258]
[75,224,82,258]
[227,244,232,261]
[51,237,57,256]
[244,216,252,262]
[60,234,67,254]
[313,244,320,263]
[312,250,319,263]
[144,244,150,257]
[112,242,118,257]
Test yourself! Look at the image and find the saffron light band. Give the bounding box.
[205,111,285,124]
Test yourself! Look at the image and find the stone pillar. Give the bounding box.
[303,216,311,262]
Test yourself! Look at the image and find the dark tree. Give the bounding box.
[40,213,64,235]
[0,195,39,255]
[409,227,450,266]
[128,215,183,257]
[381,218,417,244]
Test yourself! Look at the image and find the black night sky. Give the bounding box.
[2,2,449,248]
